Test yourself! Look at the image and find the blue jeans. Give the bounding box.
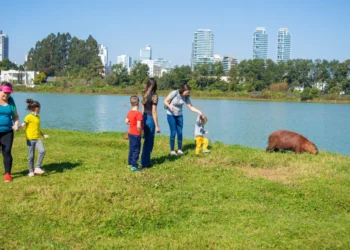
[141,114,155,167]
[128,134,141,167]
[167,114,183,151]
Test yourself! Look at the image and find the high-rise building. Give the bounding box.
[277,28,291,62]
[191,29,214,68]
[117,55,133,70]
[154,58,171,73]
[140,45,152,60]
[253,27,268,60]
[222,55,238,73]
[98,44,109,75]
[140,59,154,77]
[0,31,9,61]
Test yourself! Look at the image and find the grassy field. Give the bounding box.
[1,129,349,249]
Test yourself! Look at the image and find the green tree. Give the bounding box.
[130,62,149,85]
[0,58,18,70]
[112,63,130,86]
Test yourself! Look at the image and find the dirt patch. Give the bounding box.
[237,167,299,184]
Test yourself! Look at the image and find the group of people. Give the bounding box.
[1,78,211,181]
[1,82,48,182]
[126,78,210,172]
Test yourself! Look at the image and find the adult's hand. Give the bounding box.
[156,126,161,133]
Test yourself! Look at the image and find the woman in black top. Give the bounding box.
[141,78,160,167]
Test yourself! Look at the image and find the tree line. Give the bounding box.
[2,32,350,97]
[24,32,103,78]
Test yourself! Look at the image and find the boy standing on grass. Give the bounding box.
[125,96,143,172]
[194,115,210,155]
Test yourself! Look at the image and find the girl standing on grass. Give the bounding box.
[20,99,48,177]
[141,78,160,168]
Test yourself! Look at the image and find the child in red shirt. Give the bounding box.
[125,96,143,172]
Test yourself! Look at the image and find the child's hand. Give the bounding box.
[43,134,49,139]
[205,131,209,134]
[12,124,19,131]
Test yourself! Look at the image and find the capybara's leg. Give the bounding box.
[294,146,301,154]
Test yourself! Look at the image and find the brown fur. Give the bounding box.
[266,130,318,154]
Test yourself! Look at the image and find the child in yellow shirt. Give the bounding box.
[20,99,48,177]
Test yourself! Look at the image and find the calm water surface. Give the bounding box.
[12,92,350,155]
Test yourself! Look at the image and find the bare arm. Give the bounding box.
[12,112,20,131]
[137,120,142,134]
[164,96,174,111]
[152,105,160,133]
[187,103,202,115]
[41,131,49,138]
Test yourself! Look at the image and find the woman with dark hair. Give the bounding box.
[141,78,160,168]
[0,82,20,182]
[164,84,202,156]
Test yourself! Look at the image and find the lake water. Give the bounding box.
[12,92,350,155]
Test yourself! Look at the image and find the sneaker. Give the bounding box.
[177,150,184,156]
[203,149,211,153]
[34,168,45,175]
[4,173,12,182]
[28,172,35,177]
[170,151,177,156]
[128,165,141,172]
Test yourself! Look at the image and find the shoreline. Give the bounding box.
[13,86,350,104]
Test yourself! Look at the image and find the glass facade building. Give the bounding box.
[253,27,268,60]
[277,28,291,62]
[140,45,152,60]
[0,31,9,61]
[191,29,214,68]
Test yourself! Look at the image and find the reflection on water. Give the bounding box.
[12,92,350,155]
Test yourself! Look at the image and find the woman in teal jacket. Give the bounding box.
[0,82,20,182]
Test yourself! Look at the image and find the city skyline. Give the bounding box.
[2,0,350,66]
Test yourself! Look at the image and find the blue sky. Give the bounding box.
[2,0,350,66]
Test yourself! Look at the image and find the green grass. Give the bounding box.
[1,129,349,249]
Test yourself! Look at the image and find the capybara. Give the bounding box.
[266,130,318,154]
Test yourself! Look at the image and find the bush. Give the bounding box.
[33,72,47,85]
[301,87,320,101]
[269,82,289,92]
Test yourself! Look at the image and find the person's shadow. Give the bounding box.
[12,161,82,177]
[144,142,197,168]
[44,162,82,173]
